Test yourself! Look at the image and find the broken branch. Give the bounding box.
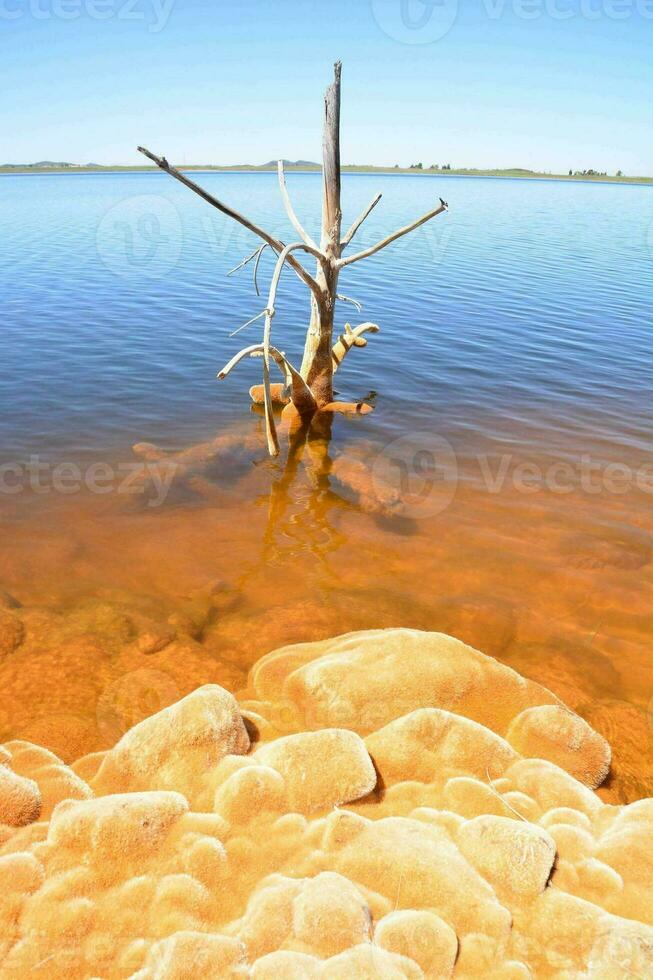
[253,243,270,296]
[340,192,382,248]
[338,200,448,267]
[136,146,321,297]
[229,308,268,338]
[277,161,319,251]
[227,245,263,277]
[261,241,326,452]
[336,293,363,313]
[218,344,316,414]
[227,244,271,297]
[332,321,380,373]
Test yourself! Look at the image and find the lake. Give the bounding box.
[1,170,652,800]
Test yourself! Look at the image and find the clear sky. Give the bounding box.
[1,0,652,173]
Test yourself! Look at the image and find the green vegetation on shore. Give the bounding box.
[1,161,652,185]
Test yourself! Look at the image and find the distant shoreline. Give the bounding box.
[1,164,652,186]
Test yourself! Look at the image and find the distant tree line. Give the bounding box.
[393,163,626,178]
[568,168,624,177]
[402,162,452,170]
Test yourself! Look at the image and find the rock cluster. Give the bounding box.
[1,629,651,978]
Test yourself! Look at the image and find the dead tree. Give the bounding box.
[138,61,448,456]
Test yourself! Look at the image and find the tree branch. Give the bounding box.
[228,243,271,297]
[229,308,267,339]
[219,240,324,454]
[332,322,380,373]
[338,199,449,267]
[340,192,382,248]
[260,241,324,451]
[336,293,363,313]
[253,242,270,296]
[321,61,342,250]
[218,345,316,413]
[136,146,322,297]
[227,244,263,277]
[277,161,319,251]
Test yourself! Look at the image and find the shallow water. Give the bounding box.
[1,171,652,800]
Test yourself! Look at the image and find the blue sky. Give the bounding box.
[1,0,652,173]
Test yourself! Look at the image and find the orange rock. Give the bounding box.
[1,630,652,980]
[292,872,371,957]
[91,685,250,805]
[457,815,556,897]
[255,729,376,813]
[506,704,611,788]
[0,766,41,826]
[374,909,458,978]
[136,930,248,978]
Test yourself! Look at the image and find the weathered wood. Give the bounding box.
[138,62,452,457]
[299,61,343,406]
[261,241,326,446]
[137,145,321,298]
[341,192,382,248]
[321,60,343,253]
[336,293,363,313]
[229,308,267,338]
[218,343,316,414]
[277,161,318,250]
[331,322,380,373]
[249,382,290,407]
[320,401,374,415]
[252,242,269,296]
[339,200,449,267]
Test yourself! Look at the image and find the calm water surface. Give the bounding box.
[1,172,652,800]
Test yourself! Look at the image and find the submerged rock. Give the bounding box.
[0,766,41,826]
[457,814,556,897]
[254,628,559,734]
[506,703,611,788]
[1,629,652,979]
[255,729,376,813]
[91,684,250,805]
[0,610,24,658]
[374,909,458,978]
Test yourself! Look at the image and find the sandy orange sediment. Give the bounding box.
[2,416,652,805]
[1,628,652,979]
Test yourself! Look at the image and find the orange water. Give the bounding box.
[1,413,651,804]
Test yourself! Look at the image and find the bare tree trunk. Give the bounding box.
[139,59,449,454]
[300,61,343,406]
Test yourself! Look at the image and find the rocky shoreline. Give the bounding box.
[1,629,652,978]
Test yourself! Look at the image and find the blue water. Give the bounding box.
[1,171,652,464]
